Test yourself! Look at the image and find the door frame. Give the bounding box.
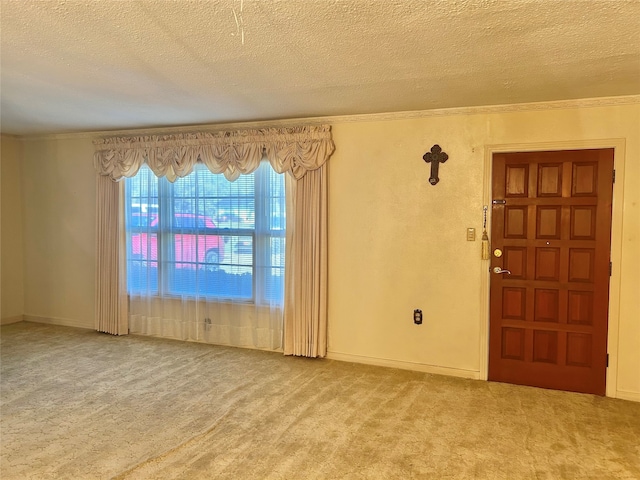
[479,139,626,398]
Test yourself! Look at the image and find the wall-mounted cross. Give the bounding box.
[422,144,448,185]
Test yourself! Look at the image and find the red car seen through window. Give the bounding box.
[130,213,224,269]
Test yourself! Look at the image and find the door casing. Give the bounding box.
[480,139,626,398]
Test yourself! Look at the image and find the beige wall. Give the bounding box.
[22,138,96,328]
[1,135,25,323]
[19,101,640,400]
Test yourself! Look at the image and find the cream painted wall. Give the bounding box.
[1,135,25,322]
[327,103,639,398]
[18,101,639,399]
[22,138,96,328]
[328,115,486,373]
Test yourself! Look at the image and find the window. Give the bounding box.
[125,162,285,304]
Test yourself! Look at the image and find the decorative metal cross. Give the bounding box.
[422,144,448,185]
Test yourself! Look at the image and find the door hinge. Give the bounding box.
[609,261,612,276]
[613,169,616,184]
[606,354,609,367]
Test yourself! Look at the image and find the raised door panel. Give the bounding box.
[537,163,563,197]
[506,165,529,197]
[572,162,598,196]
[571,206,597,240]
[534,289,559,323]
[566,333,593,367]
[533,330,558,364]
[535,247,560,281]
[505,206,527,239]
[504,247,527,279]
[501,328,525,361]
[503,287,526,320]
[567,291,594,325]
[536,206,562,239]
[568,249,595,283]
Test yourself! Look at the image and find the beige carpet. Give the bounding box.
[1,322,639,479]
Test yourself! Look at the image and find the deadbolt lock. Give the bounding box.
[493,248,503,258]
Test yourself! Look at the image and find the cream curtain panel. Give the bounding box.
[94,125,334,357]
[284,167,328,357]
[95,175,128,335]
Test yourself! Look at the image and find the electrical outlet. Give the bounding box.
[413,309,423,325]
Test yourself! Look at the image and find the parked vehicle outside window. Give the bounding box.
[130,213,224,270]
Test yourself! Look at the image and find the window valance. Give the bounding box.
[93,125,335,181]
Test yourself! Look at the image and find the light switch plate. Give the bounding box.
[467,228,476,241]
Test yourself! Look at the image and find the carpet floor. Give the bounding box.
[1,322,639,479]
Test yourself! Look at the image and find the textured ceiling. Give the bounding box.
[1,0,639,135]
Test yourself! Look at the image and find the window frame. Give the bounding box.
[124,162,285,305]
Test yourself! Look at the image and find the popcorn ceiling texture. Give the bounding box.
[1,0,639,135]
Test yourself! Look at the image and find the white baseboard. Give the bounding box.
[616,390,640,403]
[1,315,24,325]
[23,314,93,330]
[326,351,481,380]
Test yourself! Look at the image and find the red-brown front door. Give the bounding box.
[488,149,614,395]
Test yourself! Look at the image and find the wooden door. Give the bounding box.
[488,149,614,395]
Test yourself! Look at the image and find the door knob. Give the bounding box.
[492,267,511,274]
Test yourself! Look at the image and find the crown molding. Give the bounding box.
[18,94,640,142]
[1,133,21,140]
[339,94,640,122]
